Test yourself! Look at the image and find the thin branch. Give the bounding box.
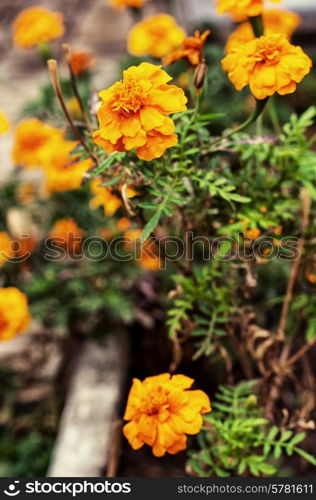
[62,44,93,133]
[106,420,123,477]
[47,59,99,166]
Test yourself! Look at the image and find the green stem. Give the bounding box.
[129,7,142,22]
[249,15,264,37]
[206,98,269,151]
[38,42,52,62]
[256,113,263,136]
[269,97,282,136]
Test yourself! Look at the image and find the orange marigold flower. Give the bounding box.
[222,34,312,100]
[216,0,281,21]
[43,140,93,193]
[306,266,316,285]
[93,62,187,161]
[69,49,95,75]
[13,235,38,260]
[0,232,14,267]
[90,179,122,216]
[124,228,161,271]
[0,110,10,134]
[12,118,64,169]
[123,373,211,456]
[117,217,131,232]
[225,9,301,52]
[48,218,84,254]
[244,227,261,240]
[0,287,31,341]
[163,30,210,66]
[128,14,185,59]
[110,0,147,9]
[13,6,65,49]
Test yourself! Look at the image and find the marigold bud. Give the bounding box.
[194,61,208,90]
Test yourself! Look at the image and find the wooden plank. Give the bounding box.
[48,336,125,477]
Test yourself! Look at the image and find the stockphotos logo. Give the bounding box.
[3,481,132,497]
[4,481,21,496]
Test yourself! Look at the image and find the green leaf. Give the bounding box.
[257,463,277,476]
[140,211,162,242]
[293,447,316,466]
[100,174,124,187]
[227,193,251,203]
[280,430,293,442]
[197,113,225,122]
[289,432,306,446]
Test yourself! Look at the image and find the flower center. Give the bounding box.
[254,37,283,64]
[22,133,49,151]
[143,385,170,416]
[111,77,150,116]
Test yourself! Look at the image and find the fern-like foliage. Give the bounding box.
[188,381,316,477]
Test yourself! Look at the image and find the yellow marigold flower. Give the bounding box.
[0,232,14,267]
[123,373,211,456]
[163,30,210,66]
[43,140,93,193]
[263,9,301,38]
[128,14,185,59]
[124,228,161,271]
[69,49,95,75]
[222,34,312,100]
[0,287,31,341]
[93,62,187,161]
[90,179,122,216]
[226,9,301,52]
[12,118,64,169]
[13,6,65,49]
[48,218,84,253]
[217,0,281,21]
[110,0,147,9]
[0,111,10,134]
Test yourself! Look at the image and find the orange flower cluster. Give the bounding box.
[12,118,64,169]
[110,0,147,9]
[93,62,187,161]
[225,9,301,52]
[0,232,14,266]
[124,228,161,271]
[0,287,31,341]
[0,111,10,134]
[13,6,65,49]
[90,179,123,216]
[69,50,95,75]
[12,119,92,192]
[163,30,210,66]
[43,141,93,193]
[222,34,312,100]
[244,228,261,240]
[48,218,84,254]
[123,373,211,456]
[128,14,185,59]
[90,180,137,216]
[217,0,281,21]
